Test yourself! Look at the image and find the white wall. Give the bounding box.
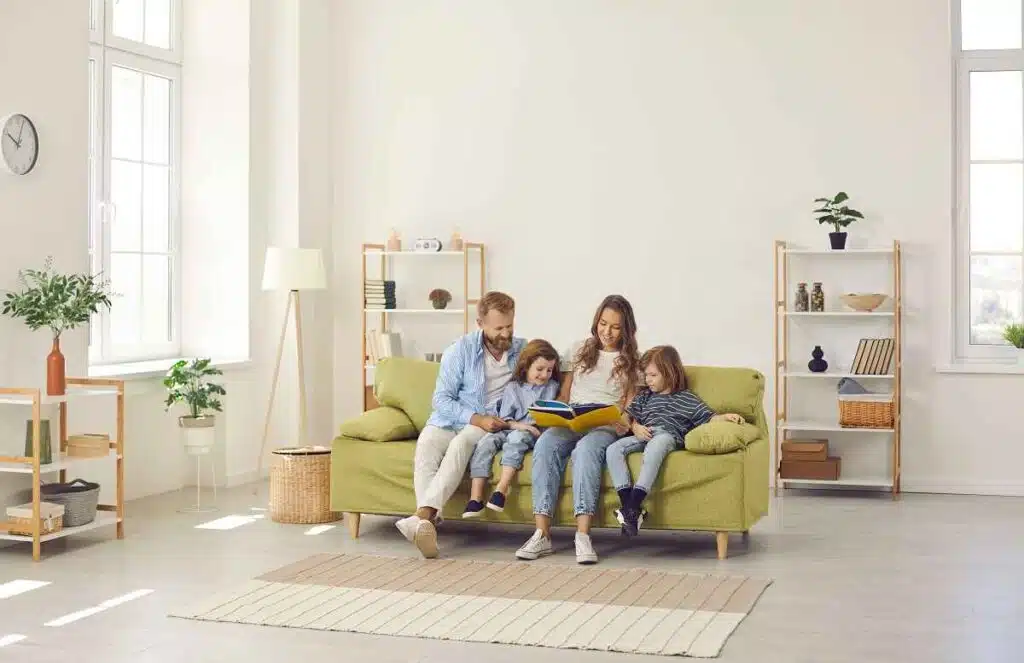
[329,0,1024,495]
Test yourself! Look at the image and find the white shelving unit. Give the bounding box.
[773,240,903,497]
[0,379,125,560]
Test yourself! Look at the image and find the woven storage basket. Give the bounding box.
[41,479,100,527]
[838,393,894,429]
[269,447,339,524]
[6,502,64,536]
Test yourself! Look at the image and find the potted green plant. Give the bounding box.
[1,256,114,395]
[429,288,452,310]
[163,358,227,452]
[1003,323,1024,357]
[813,192,865,250]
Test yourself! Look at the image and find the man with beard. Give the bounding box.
[395,291,525,558]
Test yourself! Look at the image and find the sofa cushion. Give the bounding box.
[338,406,417,442]
[374,357,440,431]
[685,366,765,424]
[684,421,761,454]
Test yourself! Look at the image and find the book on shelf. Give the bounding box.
[365,330,402,364]
[850,338,895,375]
[527,401,622,433]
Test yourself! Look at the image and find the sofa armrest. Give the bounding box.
[338,406,417,442]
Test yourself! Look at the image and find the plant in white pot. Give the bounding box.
[163,358,226,453]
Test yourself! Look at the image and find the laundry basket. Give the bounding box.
[40,479,100,527]
[269,447,339,524]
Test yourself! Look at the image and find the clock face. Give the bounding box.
[1,114,39,175]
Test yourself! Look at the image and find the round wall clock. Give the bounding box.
[0,113,39,175]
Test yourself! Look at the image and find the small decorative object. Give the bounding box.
[428,288,452,310]
[1003,322,1024,357]
[163,358,226,453]
[2,256,114,395]
[794,282,809,312]
[808,346,828,373]
[67,433,110,458]
[450,229,464,251]
[414,237,443,252]
[0,113,40,175]
[386,228,402,251]
[840,293,888,312]
[24,418,53,465]
[813,191,864,250]
[810,282,825,312]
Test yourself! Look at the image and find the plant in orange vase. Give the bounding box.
[2,256,114,395]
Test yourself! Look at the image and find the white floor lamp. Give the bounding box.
[255,247,327,486]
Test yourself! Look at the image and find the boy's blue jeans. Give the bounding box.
[605,429,681,494]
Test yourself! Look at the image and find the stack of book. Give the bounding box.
[365,279,396,309]
[779,439,841,480]
[365,330,402,364]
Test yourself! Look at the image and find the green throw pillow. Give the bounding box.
[338,406,417,442]
[685,421,760,455]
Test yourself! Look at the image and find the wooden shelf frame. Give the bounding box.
[0,377,125,560]
[360,242,486,410]
[772,239,903,498]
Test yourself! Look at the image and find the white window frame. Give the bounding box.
[89,0,183,365]
[953,2,1024,362]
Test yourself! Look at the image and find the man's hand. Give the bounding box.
[632,422,652,441]
[510,421,541,437]
[471,414,508,432]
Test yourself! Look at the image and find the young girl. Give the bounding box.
[607,345,744,536]
[462,339,560,518]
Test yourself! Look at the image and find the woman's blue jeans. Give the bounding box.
[530,425,619,518]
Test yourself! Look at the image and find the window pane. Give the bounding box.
[971,255,1023,344]
[111,66,142,161]
[112,0,144,43]
[142,254,172,343]
[142,164,169,252]
[970,71,1023,161]
[110,160,143,252]
[110,253,142,345]
[970,164,1024,251]
[143,74,170,165]
[961,0,1023,50]
[144,0,172,49]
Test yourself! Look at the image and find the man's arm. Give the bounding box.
[430,343,476,427]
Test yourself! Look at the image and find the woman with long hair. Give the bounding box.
[515,294,640,564]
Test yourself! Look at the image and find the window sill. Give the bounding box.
[936,360,1024,375]
[88,357,252,380]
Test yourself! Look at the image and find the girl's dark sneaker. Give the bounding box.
[462,500,485,518]
[486,491,506,512]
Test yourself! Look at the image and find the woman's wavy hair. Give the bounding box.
[573,294,640,391]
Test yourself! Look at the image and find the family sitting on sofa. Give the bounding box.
[393,291,748,564]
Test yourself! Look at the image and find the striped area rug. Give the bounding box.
[170,553,771,658]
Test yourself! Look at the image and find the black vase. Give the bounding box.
[829,232,847,250]
[808,346,828,373]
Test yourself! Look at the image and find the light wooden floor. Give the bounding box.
[0,483,1021,662]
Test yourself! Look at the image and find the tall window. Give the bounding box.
[89,0,181,364]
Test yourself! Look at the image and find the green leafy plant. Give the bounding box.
[1003,323,1024,349]
[814,192,865,233]
[163,358,227,419]
[1,256,114,339]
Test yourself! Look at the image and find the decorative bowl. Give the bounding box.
[840,293,888,312]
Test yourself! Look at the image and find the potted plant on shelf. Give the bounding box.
[429,288,452,310]
[1,256,114,395]
[813,192,864,250]
[1003,322,1024,358]
[163,358,227,453]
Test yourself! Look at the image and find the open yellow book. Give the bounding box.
[528,400,623,434]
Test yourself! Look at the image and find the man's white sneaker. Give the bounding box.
[575,532,598,564]
[413,519,439,559]
[395,515,420,542]
[515,529,554,560]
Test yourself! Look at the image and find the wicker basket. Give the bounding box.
[838,393,894,429]
[6,502,65,536]
[41,479,100,527]
[269,447,340,524]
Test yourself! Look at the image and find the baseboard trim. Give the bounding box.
[771,480,1024,497]
[224,469,269,488]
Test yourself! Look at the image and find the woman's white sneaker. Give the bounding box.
[515,529,553,560]
[575,532,598,564]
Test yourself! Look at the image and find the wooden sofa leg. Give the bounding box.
[345,512,361,539]
[741,530,750,543]
[716,532,729,560]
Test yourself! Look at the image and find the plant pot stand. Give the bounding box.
[178,425,218,514]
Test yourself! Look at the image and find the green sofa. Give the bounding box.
[331,357,770,559]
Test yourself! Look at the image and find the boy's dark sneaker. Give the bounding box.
[615,507,640,537]
[462,500,485,518]
[485,491,506,512]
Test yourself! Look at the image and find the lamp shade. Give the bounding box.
[261,247,327,291]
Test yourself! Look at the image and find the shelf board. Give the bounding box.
[363,308,465,314]
[0,450,117,475]
[784,370,894,379]
[783,248,894,255]
[363,250,467,257]
[784,311,894,317]
[780,420,894,432]
[0,385,121,406]
[780,477,894,488]
[0,511,120,543]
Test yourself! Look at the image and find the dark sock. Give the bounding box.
[630,487,648,510]
[617,487,633,508]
